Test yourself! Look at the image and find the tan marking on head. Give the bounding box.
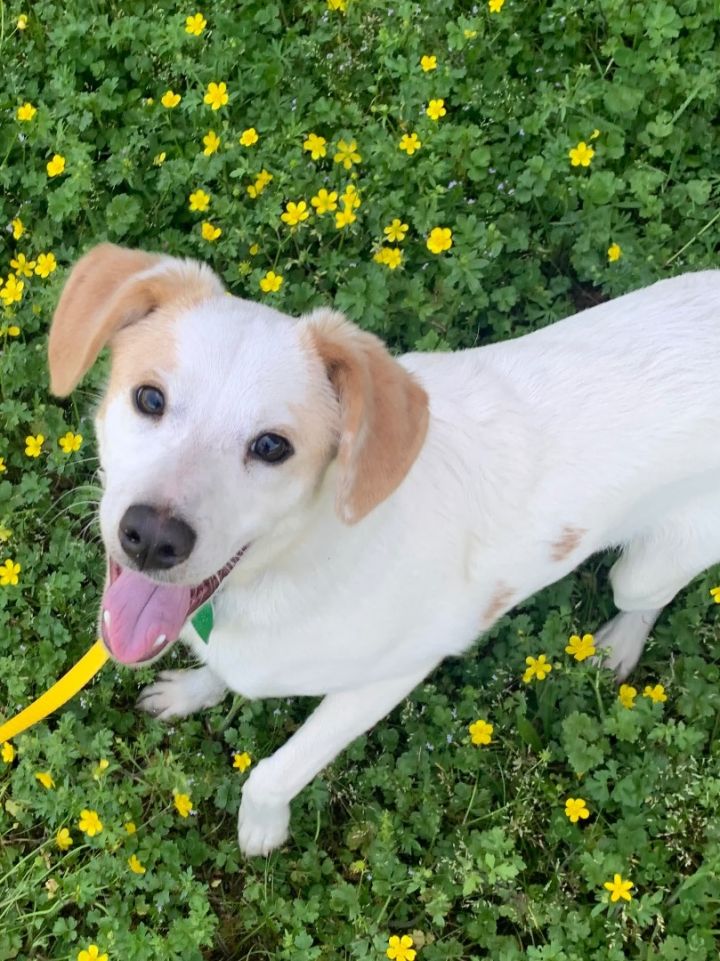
[551,525,586,563]
[300,308,429,524]
[48,243,223,396]
[483,582,515,628]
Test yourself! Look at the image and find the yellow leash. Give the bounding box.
[0,641,108,743]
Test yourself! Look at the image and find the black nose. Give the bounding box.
[118,504,196,571]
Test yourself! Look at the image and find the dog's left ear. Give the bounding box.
[304,310,429,524]
[48,243,223,396]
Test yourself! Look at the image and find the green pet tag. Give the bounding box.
[191,602,214,644]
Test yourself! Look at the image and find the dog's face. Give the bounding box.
[96,294,337,589]
[48,245,428,667]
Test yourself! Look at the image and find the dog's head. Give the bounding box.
[48,244,428,666]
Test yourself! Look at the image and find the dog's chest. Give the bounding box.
[199,558,479,698]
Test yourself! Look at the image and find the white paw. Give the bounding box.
[237,764,290,856]
[136,668,226,721]
[594,610,658,681]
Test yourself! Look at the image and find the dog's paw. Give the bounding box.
[593,610,658,681]
[237,794,290,857]
[237,764,290,856]
[136,667,226,721]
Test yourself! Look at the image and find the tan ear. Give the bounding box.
[305,310,429,524]
[48,243,223,396]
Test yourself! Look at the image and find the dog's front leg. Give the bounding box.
[237,665,435,857]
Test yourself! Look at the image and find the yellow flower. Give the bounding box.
[59,431,83,454]
[608,243,622,262]
[489,0,506,11]
[77,945,108,961]
[239,127,259,147]
[47,154,66,177]
[399,132,422,155]
[185,12,207,35]
[468,719,493,745]
[565,633,596,662]
[311,189,338,215]
[247,170,273,198]
[11,218,25,240]
[341,184,361,210]
[17,13,28,29]
[334,138,361,170]
[0,457,5,473]
[203,130,220,155]
[426,98,446,121]
[327,0,347,10]
[204,81,229,110]
[386,934,416,961]
[522,654,553,683]
[5,325,20,337]
[2,741,15,763]
[201,222,221,242]
[303,132,327,159]
[1,274,24,306]
[17,102,37,122]
[0,558,22,587]
[56,828,73,850]
[564,797,590,823]
[34,252,57,277]
[710,586,720,603]
[25,434,44,458]
[249,243,260,256]
[189,188,211,212]
[384,218,409,242]
[10,253,36,277]
[259,270,283,293]
[643,683,667,703]
[420,55,437,72]
[335,207,357,229]
[161,90,181,108]
[604,873,633,903]
[153,152,166,166]
[35,771,55,789]
[92,758,109,780]
[174,792,193,817]
[373,247,403,270]
[569,141,595,167]
[78,809,103,836]
[128,853,147,874]
[618,684,637,709]
[426,227,453,254]
[233,752,252,772]
[281,200,310,226]
[124,821,137,834]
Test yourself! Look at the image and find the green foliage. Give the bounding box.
[1,0,720,958]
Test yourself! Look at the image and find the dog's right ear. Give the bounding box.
[48,243,223,396]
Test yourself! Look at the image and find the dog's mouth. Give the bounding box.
[100,547,247,666]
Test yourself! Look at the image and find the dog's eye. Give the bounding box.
[250,433,294,464]
[134,385,165,417]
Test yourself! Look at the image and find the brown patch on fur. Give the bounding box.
[483,582,516,628]
[48,243,223,396]
[302,309,429,524]
[551,525,586,562]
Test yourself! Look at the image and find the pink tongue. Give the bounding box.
[102,568,192,665]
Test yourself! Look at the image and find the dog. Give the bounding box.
[48,243,720,855]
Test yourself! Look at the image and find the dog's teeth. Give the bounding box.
[103,610,111,627]
[153,634,167,649]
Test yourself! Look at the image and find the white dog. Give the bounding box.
[48,244,720,855]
